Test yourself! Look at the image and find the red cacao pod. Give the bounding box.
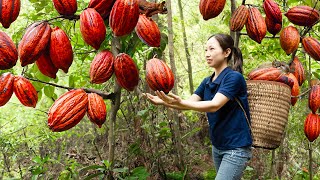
[289,56,305,86]
[52,0,77,16]
[49,27,73,73]
[304,113,320,142]
[245,7,267,44]
[285,6,320,27]
[284,73,299,106]
[90,50,114,84]
[230,5,249,32]
[114,53,139,91]
[0,0,20,28]
[263,0,282,24]
[0,72,14,106]
[88,0,116,19]
[48,89,88,132]
[248,67,282,81]
[265,16,282,36]
[280,26,300,55]
[0,31,18,70]
[13,75,38,107]
[109,0,139,36]
[302,37,320,61]
[80,8,106,50]
[309,85,320,113]
[87,93,106,128]
[275,75,294,89]
[146,58,174,94]
[18,22,51,67]
[135,14,161,47]
[36,49,58,79]
[199,0,226,20]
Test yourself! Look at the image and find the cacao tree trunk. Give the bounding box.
[230,0,237,42]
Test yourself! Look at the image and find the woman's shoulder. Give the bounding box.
[225,70,245,81]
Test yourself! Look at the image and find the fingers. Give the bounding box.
[167,93,179,100]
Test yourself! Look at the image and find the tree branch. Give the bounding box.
[291,88,311,98]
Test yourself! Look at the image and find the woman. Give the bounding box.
[144,33,252,179]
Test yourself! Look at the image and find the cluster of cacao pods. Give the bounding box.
[307,80,320,142]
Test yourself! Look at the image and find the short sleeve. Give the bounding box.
[194,77,208,100]
[217,72,244,100]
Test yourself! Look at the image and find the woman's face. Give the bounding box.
[205,37,230,68]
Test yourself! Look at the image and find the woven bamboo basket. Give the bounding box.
[247,80,291,149]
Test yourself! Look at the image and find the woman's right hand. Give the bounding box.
[143,93,164,105]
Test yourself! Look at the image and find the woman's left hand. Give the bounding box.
[155,91,182,105]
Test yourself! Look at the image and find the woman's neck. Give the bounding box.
[212,64,228,81]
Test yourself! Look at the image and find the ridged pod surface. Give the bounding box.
[52,0,77,16]
[87,93,106,128]
[146,58,174,94]
[275,75,294,89]
[263,0,282,24]
[80,8,106,50]
[109,0,139,36]
[199,0,226,20]
[18,22,51,67]
[245,7,266,44]
[284,73,299,106]
[88,0,116,19]
[0,0,20,28]
[280,26,300,55]
[135,14,161,47]
[36,49,58,79]
[49,27,73,73]
[289,56,305,86]
[0,31,18,69]
[13,75,38,108]
[230,5,249,32]
[309,85,320,114]
[304,113,320,142]
[265,16,282,36]
[48,89,88,132]
[90,50,114,84]
[302,37,320,61]
[0,72,14,106]
[285,6,320,27]
[248,67,282,81]
[114,53,139,91]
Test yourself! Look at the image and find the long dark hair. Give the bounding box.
[207,34,243,74]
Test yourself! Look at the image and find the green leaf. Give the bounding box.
[113,167,129,173]
[32,156,42,164]
[181,127,202,139]
[79,165,105,173]
[44,86,55,98]
[131,167,150,179]
[69,75,75,87]
[83,172,104,180]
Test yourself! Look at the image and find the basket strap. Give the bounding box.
[234,97,253,138]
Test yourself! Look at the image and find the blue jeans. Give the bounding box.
[212,146,252,180]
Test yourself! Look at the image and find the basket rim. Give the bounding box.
[246,80,291,90]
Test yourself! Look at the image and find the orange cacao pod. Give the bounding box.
[13,76,38,108]
[52,0,77,16]
[280,26,300,55]
[265,16,282,36]
[114,53,139,91]
[285,6,320,27]
[18,22,51,67]
[90,50,114,84]
[146,58,175,94]
[309,85,320,113]
[0,0,20,28]
[284,73,299,106]
[248,67,282,81]
[304,113,320,142]
[48,89,88,132]
[109,0,139,36]
[36,49,58,79]
[289,56,305,86]
[87,93,106,128]
[135,14,161,47]
[275,75,294,89]
[230,5,249,32]
[245,7,267,44]
[88,0,116,19]
[49,27,73,73]
[0,72,14,106]
[263,0,282,24]
[0,31,18,70]
[302,37,320,61]
[199,0,226,20]
[80,8,106,50]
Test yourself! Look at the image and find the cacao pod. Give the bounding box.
[245,7,267,44]
[265,16,282,36]
[109,0,139,36]
[80,8,106,50]
[302,37,320,61]
[87,93,106,128]
[309,85,320,113]
[48,89,88,132]
[0,72,14,106]
[284,73,299,106]
[49,27,73,73]
[289,56,305,86]
[90,50,114,84]
[280,26,300,55]
[304,113,320,142]
[13,75,38,107]
[36,49,58,79]
[285,6,320,27]
[135,14,161,47]
[263,0,282,24]
[0,0,20,28]
[199,0,226,20]
[114,53,139,91]
[275,75,294,89]
[52,0,77,16]
[146,58,174,94]
[0,31,18,70]
[88,0,116,19]
[248,67,282,81]
[230,5,249,32]
[18,22,51,67]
